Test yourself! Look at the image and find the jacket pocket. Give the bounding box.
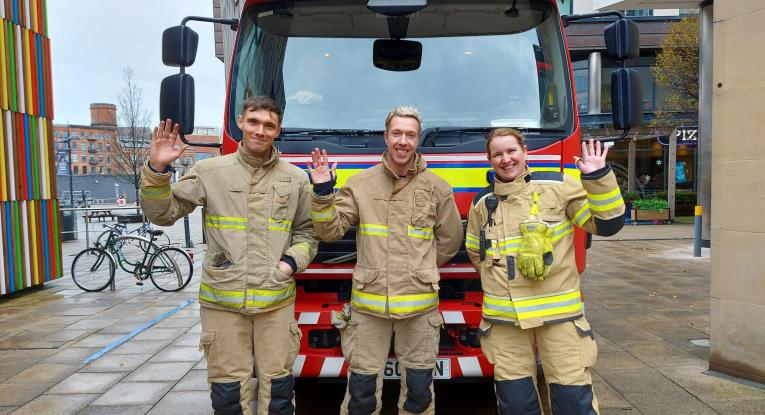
[340,319,359,365]
[352,266,379,291]
[271,182,292,221]
[411,189,436,228]
[574,317,598,368]
[206,251,233,270]
[413,267,440,291]
[271,264,293,284]
[427,313,444,356]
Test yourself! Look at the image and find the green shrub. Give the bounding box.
[632,198,669,210]
[623,191,641,202]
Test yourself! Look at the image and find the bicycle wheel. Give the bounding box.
[95,230,111,248]
[115,235,158,274]
[148,247,193,292]
[71,248,115,292]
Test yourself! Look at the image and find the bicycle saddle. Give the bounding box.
[151,230,165,236]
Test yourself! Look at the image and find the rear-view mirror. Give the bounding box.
[160,74,195,135]
[162,26,199,67]
[373,39,422,71]
[604,19,640,60]
[611,68,643,130]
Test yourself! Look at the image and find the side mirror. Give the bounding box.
[604,19,640,60]
[611,68,643,130]
[160,74,195,135]
[373,39,422,71]
[162,26,199,67]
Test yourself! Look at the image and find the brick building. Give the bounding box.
[52,104,220,177]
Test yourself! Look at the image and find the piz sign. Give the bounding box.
[658,126,698,146]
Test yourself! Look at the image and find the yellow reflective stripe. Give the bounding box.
[206,222,248,230]
[268,217,293,232]
[465,232,480,250]
[207,215,247,222]
[246,282,296,308]
[389,292,438,314]
[482,294,518,319]
[351,289,386,313]
[199,282,244,308]
[311,206,336,222]
[482,290,583,321]
[587,188,624,212]
[292,241,312,257]
[359,223,389,237]
[407,225,434,240]
[485,237,522,256]
[574,204,592,227]
[207,215,249,230]
[550,221,574,242]
[140,185,171,200]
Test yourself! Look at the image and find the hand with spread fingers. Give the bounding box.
[307,148,337,184]
[573,138,609,174]
[149,118,189,172]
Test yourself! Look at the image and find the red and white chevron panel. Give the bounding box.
[292,354,492,378]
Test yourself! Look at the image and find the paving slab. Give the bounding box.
[47,372,126,394]
[147,390,213,415]
[76,405,153,415]
[91,381,174,406]
[81,353,154,373]
[0,382,55,406]
[173,369,208,392]
[10,393,98,415]
[124,362,196,382]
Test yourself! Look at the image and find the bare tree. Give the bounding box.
[115,67,153,205]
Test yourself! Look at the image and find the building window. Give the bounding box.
[106,134,111,139]
[98,143,103,150]
[73,166,79,174]
[106,144,111,151]
[106,156,111,162]
[98,133,103,139]
[107,168,112,175]
[99,166,103,174]
[53,130,58,137]
[82,165,88,175]
[72,154,78,163]
[80,143,86,151]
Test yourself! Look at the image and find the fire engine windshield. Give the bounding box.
[228,0,573,142]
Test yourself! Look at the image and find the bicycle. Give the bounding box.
[94,221,172,248]
[71,224,193,292]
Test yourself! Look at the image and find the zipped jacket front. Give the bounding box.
[140,144,318,314]
[311,153,463,319]
[466,167,625,329]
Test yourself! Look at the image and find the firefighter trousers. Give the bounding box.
[480,317,600,415]
[199,304,302,415]
[339,308,444,415]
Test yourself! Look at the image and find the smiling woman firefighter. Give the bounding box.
[465,128,625,414]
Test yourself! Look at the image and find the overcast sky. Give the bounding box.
[48,1,225,128]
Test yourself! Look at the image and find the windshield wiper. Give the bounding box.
[281,128,383,137]
[421,127,566,136]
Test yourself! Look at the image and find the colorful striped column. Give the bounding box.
[0,0,59,295]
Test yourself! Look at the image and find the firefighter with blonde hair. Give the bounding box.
[308,106,463,415]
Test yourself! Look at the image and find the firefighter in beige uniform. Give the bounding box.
[466,128,625,415]
[307,107,463,415]
[141,97,317,415]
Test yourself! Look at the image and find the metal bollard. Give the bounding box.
[694,205,703,257]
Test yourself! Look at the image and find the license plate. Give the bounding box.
[383,358,451,379]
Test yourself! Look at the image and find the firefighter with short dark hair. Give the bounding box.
[466,128,625,414]
[308,106,463,415]
[141,96,317,415]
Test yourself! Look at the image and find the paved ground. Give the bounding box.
[1,215,764,414]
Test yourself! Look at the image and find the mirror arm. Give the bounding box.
[562,10,624,27]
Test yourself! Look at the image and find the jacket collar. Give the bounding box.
[491,166,531,197]
[236,142,279,171]
[381,151,427,180]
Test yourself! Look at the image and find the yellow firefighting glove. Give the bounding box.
[518,221,554,281]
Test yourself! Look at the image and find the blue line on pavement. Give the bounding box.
[81,298,197,364]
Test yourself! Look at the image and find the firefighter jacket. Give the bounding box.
[466,167,624,329]
[311,153,463,319]
[140,143,318,314]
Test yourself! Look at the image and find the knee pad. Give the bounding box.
[210,381,243,415]
[549,383,597,415]
[495,377,541,415]
[402,368,433,414]
[268,374,295,415]
[348,372,377,415]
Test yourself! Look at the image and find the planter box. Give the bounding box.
[631,208,670,221]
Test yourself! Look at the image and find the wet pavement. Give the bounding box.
[1,216,764,414]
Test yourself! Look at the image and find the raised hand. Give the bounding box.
[574,138,609,174]
[307,148,337,184]
[149,119,189,172]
